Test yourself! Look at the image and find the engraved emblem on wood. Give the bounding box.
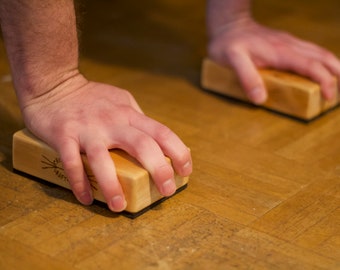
[41,155,69,183]
[41,155,97,190]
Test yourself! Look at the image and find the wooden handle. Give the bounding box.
[12,129,189,214]
[201,58,339,120]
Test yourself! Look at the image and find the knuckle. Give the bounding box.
[116,89,136,104]
[124,90,135,100]
[152,163,174,182]
[154,124,173,142]
[299,59,319,75]
[85,144,103,160]
[62,158,79,173]
[322,52,340,73]
[276,30,294,40]
[52,120,78,137]
[60,153,80,173]
[323,51,335,61]
[322,76,337,91]
[134,134,153,151]
[224,45,243,60]
[69,179,86,193]
[209,40,243,65]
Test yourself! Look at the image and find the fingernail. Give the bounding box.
[79,191,93,205]
[182,160,192,175]
[110,195,127,212]
[161,179,176,196]
[183,160,191,169]
[249,87,267,104]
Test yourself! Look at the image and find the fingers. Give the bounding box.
[104,112,193,197]
[58,136,128,212]
[78,121,188,210]
[266,34,339,100]
[84,141,127,212]
[109,126,178,197]
[227,51,267,104]
[288,45,340,100]
[279,55,338,100]
[129,113,193,177]
[285,36,340,78]
[58,138,93,206]
[211,25,340,104]
[228,43,339,102]
[56,114,192,212]
[255,40,338,100]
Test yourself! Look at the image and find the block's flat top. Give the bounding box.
[1,1,340,269]
[108,150,148,179]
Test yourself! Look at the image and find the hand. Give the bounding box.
[208,18,340,104]
[22,73,192,212]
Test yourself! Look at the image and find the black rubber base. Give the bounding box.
[121,184,188,219]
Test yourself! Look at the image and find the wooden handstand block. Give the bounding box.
[201,58,339,120]
[12,129,189,214]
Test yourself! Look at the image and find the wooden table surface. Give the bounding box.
[1,0,339,269]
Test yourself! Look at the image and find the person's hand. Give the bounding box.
[208,18,340,104]
[21,73,192,212]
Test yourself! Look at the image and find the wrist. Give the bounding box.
[206,0,253,39]
[208,14,254,41]
[13,67,82,109]
[21,71,88,132]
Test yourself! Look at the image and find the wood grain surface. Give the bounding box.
[0,0,339,269]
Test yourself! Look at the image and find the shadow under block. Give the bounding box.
[201,58,339,120]
[12,129,189,214]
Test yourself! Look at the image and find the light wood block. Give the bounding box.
[12,129,189,214]
[201,58,339,120]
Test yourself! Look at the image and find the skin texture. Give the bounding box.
[207,0,340,104]
[0,0,192,212]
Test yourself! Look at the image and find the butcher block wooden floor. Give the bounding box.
[1,0,339,269]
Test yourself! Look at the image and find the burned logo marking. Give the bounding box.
[41,155,69,183]
[41,155,97,190]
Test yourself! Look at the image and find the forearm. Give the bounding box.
[206,0,252,38]
[0,0,80,107]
